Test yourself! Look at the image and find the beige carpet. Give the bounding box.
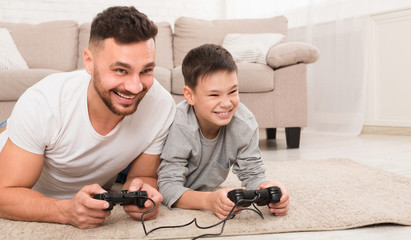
[1,158,411,239]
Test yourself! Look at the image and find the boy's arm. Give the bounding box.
[174,189,240,220]
[233,127,268,190]
[0,138,109,228]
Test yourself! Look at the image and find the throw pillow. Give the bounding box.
[222,33,284,64]
[0,28,29,69]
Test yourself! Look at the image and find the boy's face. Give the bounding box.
[184,71,239,138]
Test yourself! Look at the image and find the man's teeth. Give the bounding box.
[116,92,135,99]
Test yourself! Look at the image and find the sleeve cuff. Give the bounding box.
[160,184,191,208]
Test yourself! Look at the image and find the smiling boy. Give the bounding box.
[157,44,289,219]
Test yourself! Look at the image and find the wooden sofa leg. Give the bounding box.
[285,127,301,149]
[266,128,277,139]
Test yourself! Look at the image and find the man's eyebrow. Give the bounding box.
[110,61,132,69]
[144,62,156,68]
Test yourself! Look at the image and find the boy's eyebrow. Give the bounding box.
[208,84,238,92]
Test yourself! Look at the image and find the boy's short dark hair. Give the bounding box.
[182,44,237,90]
[89,6,158,49]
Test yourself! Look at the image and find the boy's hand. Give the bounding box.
[258,181,289,216]
[123,178,163,221]
[206,188,243,220]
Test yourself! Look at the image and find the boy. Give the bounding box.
[157,44,289,219]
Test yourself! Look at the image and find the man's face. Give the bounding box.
[185,71,239,138]
[87,38,156,116]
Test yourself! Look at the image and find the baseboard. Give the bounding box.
[361,125,411,136]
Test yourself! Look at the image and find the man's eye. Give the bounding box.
[116,69,127,74]
[142,68,153,73]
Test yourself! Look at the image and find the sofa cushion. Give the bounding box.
[154,67,171,91]
[0,69,61,101]
[173,16,288,67]
[0,21,78,72]
[0,28,29,70]
[266,42,320,69]
[171,63,274,95]
[77,22,174,71]
[222,33,284,65]
[77,22,91,69]
[154,22,174,70]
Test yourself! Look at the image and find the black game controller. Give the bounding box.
[93,190,148,211]
[227,186,282,207]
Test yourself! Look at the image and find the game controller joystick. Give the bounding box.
[227,186,282,207]
[93,190,148,210]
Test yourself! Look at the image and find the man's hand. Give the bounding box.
[122,178,163,221]
[258,181,289,216]
[65,184,111,229]
[206,188,243,220]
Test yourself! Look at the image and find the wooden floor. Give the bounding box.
[203,130,411,240]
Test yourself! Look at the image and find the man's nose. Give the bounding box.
[124,74,143,94]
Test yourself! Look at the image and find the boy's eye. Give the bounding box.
[230,89,238,94]
[209,94,219,97]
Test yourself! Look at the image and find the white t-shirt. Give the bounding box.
[2,70,175,198]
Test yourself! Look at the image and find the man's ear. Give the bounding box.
[183,86,195,105]
[83,48,94,74]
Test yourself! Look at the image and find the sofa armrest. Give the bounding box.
[266,42,319,69]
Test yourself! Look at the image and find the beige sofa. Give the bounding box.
[0,16,319,148]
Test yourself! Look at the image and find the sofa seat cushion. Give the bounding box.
[171,63,274,95]
[154,66,171,92]
[0,21,79,71]
[0,69,61,101]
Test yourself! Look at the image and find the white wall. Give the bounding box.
[1,0,411,128]
[0,0,225,25]
[365,8,411,127]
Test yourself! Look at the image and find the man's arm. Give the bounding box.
[121,153,163,220]
[0,138,109,228]
[124,153,161,190]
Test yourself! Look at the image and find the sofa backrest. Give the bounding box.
[173,16,288,67]
[0,21,79,71]
[77,22,174,70]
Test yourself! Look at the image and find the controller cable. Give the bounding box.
[140,194,265,239]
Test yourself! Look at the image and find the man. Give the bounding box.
[0,6,175,229]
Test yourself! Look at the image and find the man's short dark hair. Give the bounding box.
[89,6,158,49]
[182,44,238,90]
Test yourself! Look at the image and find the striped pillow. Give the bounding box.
[222,33,284,65]
[0,28,29,69]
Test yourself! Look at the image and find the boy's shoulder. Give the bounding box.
[232,103,258,129]
[173,101,198,128]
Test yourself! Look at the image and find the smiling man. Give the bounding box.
[0,6,175,228]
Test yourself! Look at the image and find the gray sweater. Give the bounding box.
[158,101,268,208]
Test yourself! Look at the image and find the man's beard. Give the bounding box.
[93,69,148,116]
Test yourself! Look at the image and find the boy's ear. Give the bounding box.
[183,86,195,105]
